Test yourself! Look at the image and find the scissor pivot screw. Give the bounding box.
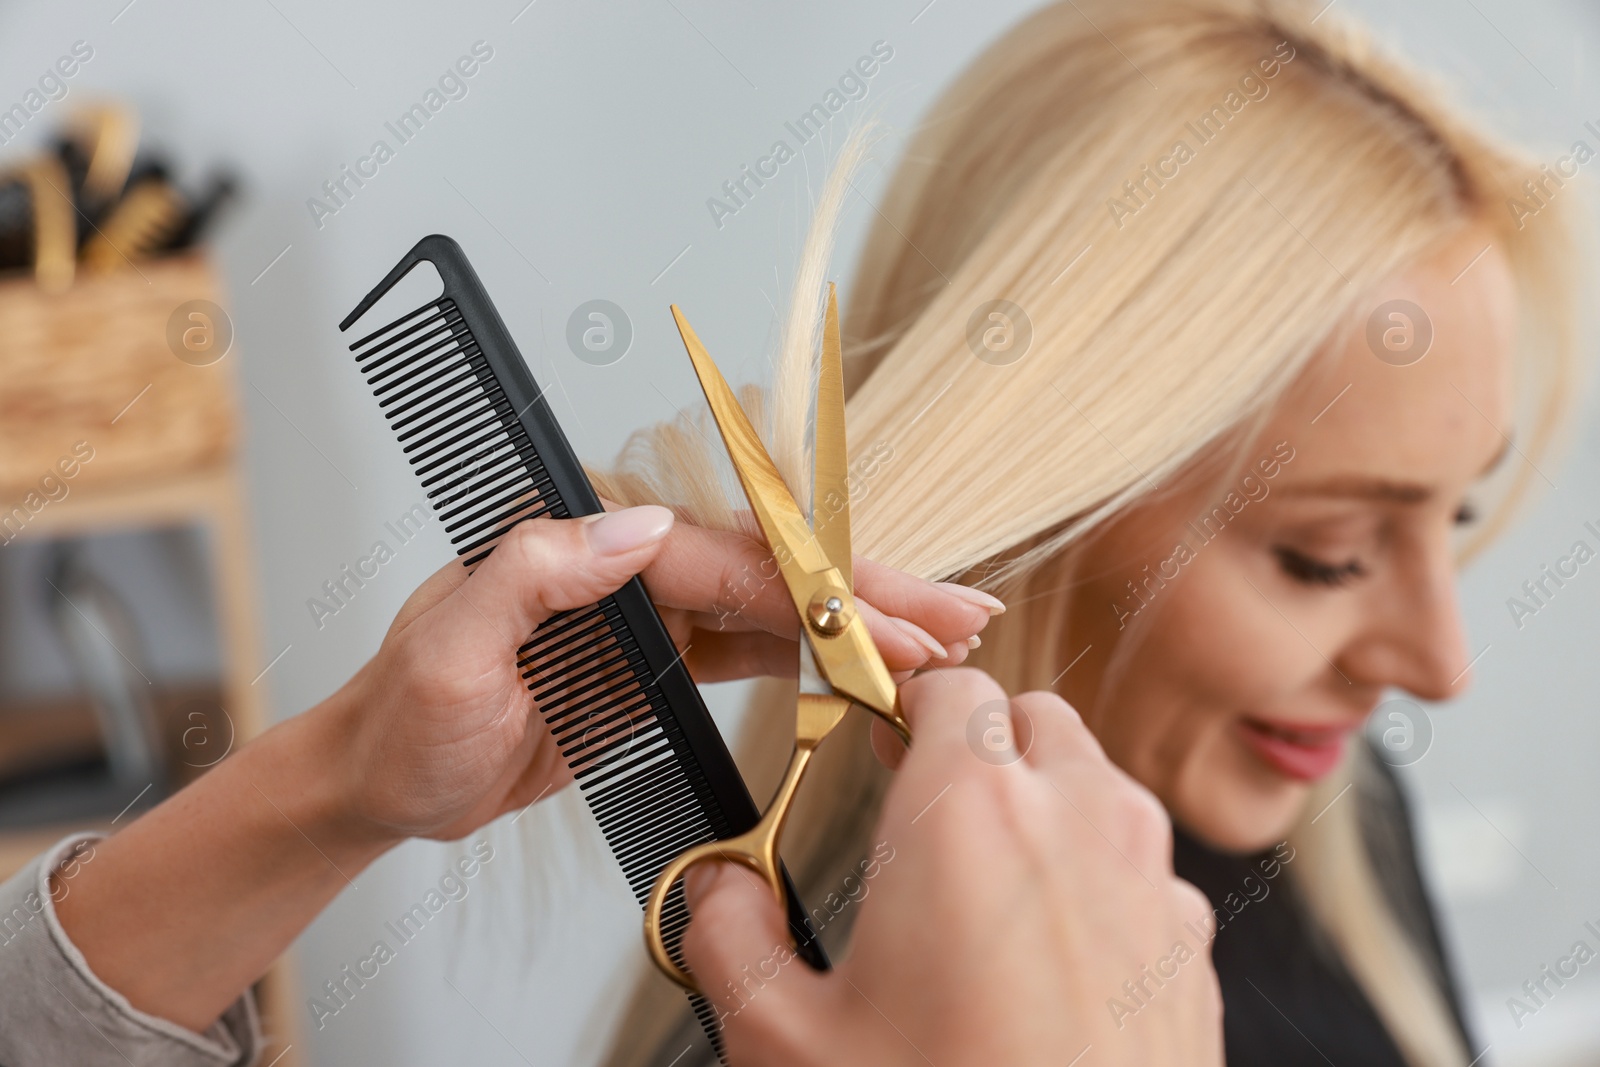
[807,590,853,636]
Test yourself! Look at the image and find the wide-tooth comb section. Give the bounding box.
[344,237,827,1063]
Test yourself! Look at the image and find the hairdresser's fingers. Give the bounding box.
[724,512,994,639]
[640,519,796,634]
[853,557,1003,642]
[868,601,957,669]
[1006,692,1175,878]
[680,864,821,1043]
[870,716,909,771]
[684,621,960,685]
[1095,772,1178,881]
[655,606,697,655]
[893,668,1010,771]
[492,718,576,816]
[683,632,799,684]
[1171,878,1219,941]
[1007,690,1106,774]
[638,510,989,646]
[438,508,675,643]
[654,571,984,664]
[678,599,952,675]
[979,694,1171,876]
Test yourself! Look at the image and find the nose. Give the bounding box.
[1336,536,1472,702]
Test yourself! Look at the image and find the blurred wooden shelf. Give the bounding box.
[0,255,301,1067]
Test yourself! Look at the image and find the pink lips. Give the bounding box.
[1236,717,1357,782]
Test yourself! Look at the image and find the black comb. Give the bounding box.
[340,235,829,1057]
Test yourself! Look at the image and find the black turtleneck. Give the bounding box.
[1172,749,1480,1066]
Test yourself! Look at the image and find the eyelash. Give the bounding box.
[1274,501,1479,587]
[1273,546,1367,588]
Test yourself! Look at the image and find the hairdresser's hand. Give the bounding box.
[680,670,1224,1067]
[626,502,1001,681]
[56,507,692,1036]
[49,505,998,1039]
[327,506,694,842]
[330,503,994,844]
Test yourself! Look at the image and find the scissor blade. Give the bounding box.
[813,283,851,591]
[798,639,830,697]
[672,304,908,740]
[670,307,830,580]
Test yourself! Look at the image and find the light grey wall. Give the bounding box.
[1334,3,1600,1062]
[0,1,1595,1064]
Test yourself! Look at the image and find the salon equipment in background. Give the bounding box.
[45,542,166,789]
[341,235,824,1061]
[0,534,176,833]
[54,105,139,222]
[0,102,238,291]
[0,91,295,1064]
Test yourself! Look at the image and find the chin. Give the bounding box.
[1169,737,1317,854]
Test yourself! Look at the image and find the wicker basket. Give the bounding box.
[0,253,238,493]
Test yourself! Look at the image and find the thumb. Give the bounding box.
[679,862,818,1041]
[445,506,675,642]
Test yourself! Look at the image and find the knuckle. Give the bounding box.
[1170,879,1214,928]
[1013,689,1094,749]
[1113,778,1173,851]
[910,666,1001,708]
[712,542,766,625]
[1014,689,1076,720]
[504,517,556,571]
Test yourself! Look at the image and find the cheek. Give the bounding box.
[1157,542,1319,707]
[1073,553,1234,786]
[1085,540,1327,843]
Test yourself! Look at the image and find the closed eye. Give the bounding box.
[1273,546,1366,588]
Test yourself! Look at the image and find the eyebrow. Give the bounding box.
[1277,477,1433,503]
[1276,437,1514,504]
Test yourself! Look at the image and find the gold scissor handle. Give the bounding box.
[645,696,842,993]
[643,802,791,994]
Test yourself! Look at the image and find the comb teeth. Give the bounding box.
[354,300,561,564]
[350,293,732,1059]
[346,237,827,1063]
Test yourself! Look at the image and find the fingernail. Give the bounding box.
[966,635,981,649]
[893,617,948,660]
[583,505,674,556]
[935,581,1006,615]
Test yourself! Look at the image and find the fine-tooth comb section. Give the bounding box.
[341,235,828,1060]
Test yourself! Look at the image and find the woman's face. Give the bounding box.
[1064,224,1516,853]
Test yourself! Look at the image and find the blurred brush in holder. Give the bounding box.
[0,101,236,291]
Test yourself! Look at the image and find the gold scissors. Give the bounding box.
[644,284,912,993]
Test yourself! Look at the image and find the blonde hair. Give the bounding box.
[593,1,1583,1063]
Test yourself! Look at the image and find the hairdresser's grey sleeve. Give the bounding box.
[0,833,263,1067]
